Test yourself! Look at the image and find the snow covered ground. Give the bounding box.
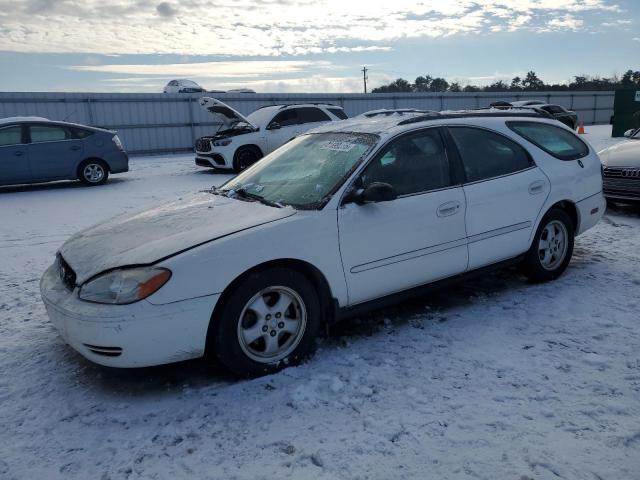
[1,125,639,479]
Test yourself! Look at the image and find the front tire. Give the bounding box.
[522,209,574,282]
[78,160,109,186]
[209,268,321,377]
[232,146,262,173]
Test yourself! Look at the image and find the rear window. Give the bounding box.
[507,121,588,161]
[328,107,348,120]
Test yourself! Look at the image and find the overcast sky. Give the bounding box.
[0,0,637,93]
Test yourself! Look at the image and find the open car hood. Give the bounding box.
[199,97,257,130]
[59,192,295,285]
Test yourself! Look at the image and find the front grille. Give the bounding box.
[57,254,76,291]
[83,344,123,357]
[195,138,212,152]
[603,167,640,179]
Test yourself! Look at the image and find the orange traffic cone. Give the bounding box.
[578,122,585,134]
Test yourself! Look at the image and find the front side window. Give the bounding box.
[448,127,533,183]
[30,125,70,143]
[0,126,22,146]
[270,109,299,128]
[296,107,331,124]
[328,107,348,120]
[360,128,452,196]
[222,132,379,209]
[507,121,588,160]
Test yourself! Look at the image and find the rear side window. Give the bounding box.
[328,107,348,120]
[0,126,23,146]
[507,121,588,160]
[295,107,331,124]
[30,125,70,143]
[71,128,94,139]
[448,127,533,183]
[270,109,299,127]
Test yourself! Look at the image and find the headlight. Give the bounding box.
[78,267,171,304]
[213,138,232,147]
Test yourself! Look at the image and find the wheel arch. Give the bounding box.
[76,157,109,178]
[234,144,263,158]
[205,258,336,356]
[550,200,579,234]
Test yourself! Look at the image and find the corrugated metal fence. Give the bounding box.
[0,91,614,155]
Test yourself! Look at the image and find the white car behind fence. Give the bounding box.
[194,98,348,172]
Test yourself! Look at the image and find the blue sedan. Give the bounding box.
[0,117,129,187]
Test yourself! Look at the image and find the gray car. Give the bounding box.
[0,117,129,187]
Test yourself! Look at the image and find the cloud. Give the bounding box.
[0,0,624,55]
[156,2,178,18]
[70,60,336,77]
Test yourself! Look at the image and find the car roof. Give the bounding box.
[0,116,50,125]
[308,108,559,140]
[0,116,112,133]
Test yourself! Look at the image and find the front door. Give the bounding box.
[265,109,303,154]
[338,127,468,305]
[446,126,549,270]
[27,124,84,181]
[0,125,31,185]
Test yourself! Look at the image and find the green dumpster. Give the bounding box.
[612,89,640,137]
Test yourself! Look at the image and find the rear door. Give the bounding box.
[445,126,549,270]
[295,107,332,131]
[0,124,31,185]
[27,123,85,180]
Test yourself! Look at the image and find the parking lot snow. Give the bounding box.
[1,125,639,479]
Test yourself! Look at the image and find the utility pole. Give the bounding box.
[361,66,368,94]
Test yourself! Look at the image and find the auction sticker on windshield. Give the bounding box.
[319,140,356,152]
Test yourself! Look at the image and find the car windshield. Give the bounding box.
[221,132,379,209]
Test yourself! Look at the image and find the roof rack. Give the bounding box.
[254,103,340,111]
[361,108,437,118]
[396,107,553,126]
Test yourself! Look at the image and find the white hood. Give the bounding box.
[199,97,257,130]
[59,192,295,284]
[599,140,640,168]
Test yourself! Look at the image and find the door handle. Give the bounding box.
[70,145,81,151]
[14,151,24,156]
[437,201,461,217]
[528,181,545,195]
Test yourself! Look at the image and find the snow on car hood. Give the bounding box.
[599,140,640,167]
[199,97,257,130]
[59,192,295,285]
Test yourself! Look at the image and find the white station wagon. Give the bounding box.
[41,109,605,377]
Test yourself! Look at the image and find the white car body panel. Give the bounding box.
[41,112,605,368]
[338,188,468,305]
[59,192,296,285]
[463,167,549,270]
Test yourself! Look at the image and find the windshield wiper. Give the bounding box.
[232,187,283,208]
[202,186,225,196]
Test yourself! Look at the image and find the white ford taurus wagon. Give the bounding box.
[40,108,605,377]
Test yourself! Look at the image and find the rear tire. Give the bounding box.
[522,209,574,282]
[78,159,109,186]
[209,267,321,377]
[232,146,262,173]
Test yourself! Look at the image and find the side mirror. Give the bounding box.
[267,122,281,130]
[348,182,397,204]
[624,129,635,138]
